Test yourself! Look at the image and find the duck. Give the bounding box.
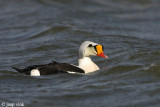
[12,41,108,76]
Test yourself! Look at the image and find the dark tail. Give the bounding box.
[12,67,23,73]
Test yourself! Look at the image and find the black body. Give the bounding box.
[12,61,85,75]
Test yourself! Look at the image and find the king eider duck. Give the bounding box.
[12,41,108,76]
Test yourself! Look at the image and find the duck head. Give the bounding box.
[78,41,108,59]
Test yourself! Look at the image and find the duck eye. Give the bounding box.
[88,44,93,47]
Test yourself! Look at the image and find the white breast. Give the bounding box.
[78,57,99,74]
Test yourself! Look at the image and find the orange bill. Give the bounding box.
[96,45,108,58]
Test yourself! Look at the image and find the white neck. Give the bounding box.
[78,57,99,74]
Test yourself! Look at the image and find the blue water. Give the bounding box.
[0,0,160,107]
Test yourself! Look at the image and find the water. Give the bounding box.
[0,0,160,107]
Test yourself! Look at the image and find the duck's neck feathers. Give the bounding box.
[78,57,99,74]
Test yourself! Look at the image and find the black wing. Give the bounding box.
[38,66,68,75]
[12,61,85,75]
[12,62,55,75]
[52,62,85,73]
